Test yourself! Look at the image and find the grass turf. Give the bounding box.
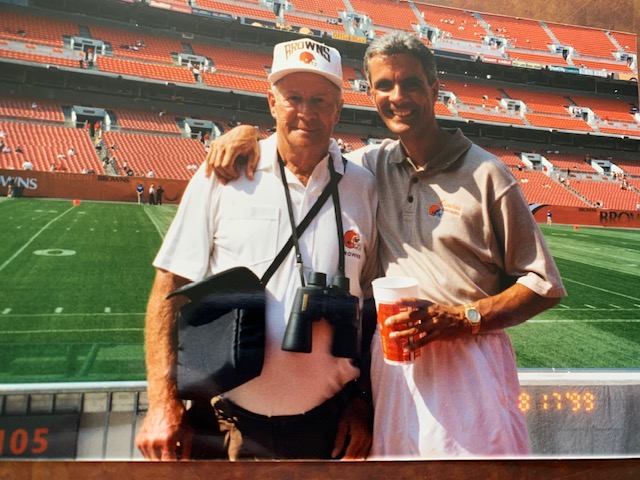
[0,198,638,383]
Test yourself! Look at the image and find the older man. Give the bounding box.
[207,32,566,458]
[135,38,378,461]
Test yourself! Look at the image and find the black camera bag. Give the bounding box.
[168,267,266,402]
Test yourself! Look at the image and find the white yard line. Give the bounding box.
[562,277,640,302]
[142,206,166,240]
[0,206,75,273]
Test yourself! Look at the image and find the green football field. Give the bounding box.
[0,197,639,384]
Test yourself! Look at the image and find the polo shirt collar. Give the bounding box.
[391,128,472,174]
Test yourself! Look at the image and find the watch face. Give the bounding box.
[466,308,481,323]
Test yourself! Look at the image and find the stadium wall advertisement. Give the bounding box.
[0,169,188,205]
[530,204,640,229]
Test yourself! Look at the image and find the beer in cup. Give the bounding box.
[371,276,421,364]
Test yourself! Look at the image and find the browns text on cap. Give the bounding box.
[268,38,343,89]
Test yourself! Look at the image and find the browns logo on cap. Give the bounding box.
[269,38,343,89]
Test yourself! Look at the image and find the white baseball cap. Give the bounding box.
[268,38,343,89]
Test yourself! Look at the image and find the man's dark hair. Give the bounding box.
[363,32,439,87]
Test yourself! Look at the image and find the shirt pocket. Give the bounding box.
[215,205,280,269]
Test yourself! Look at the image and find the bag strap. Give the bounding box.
[260,157,346,286]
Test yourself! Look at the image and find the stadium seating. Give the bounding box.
[284,13,346,34]
[194,0,277,21]
[569,179,640,210]
[289,0,346,17]
[484,147,526,168]
[501,88,570,115]
[0,97,65,124]
[0,121,102,173]
[96,56,196,84]
[349,0,418,32]
[511,169,588,207]
[111,109,182,134]
[88,25,184,64]
[416,4,488,44]
[0,48,82,69]
[479,13,552,52]
[525,113,594,132]
[0,10,78,47]
[505,50,569,67]
[100,130,206,180]
[440,79,503,107]
[458,109,527,126]
[569,95,637,122]
[543,153,599,174]
[546,23,618,60]
[192,43,270,77]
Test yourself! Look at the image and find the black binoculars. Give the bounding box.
[282,272,361,359]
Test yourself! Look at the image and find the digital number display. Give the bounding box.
[0,414,79,459]
[518,390,596,414]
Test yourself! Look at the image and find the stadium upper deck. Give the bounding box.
[0,0,638,207]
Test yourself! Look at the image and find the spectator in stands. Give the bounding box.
[136,37,377,462]
[207,32,566,459]
[22,160,33,170]
[68,147,75,157]
[156,185,164,205]
[136,183,144,204]
[149,184,156,205]
[192,64,201,82]
[2,146,11,154]
[15,146,23,154]
[147,169,155,178]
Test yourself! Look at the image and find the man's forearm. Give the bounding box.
[144,269,190,406]
[476,283,561,332]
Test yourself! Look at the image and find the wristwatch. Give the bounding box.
[464,303,482,335]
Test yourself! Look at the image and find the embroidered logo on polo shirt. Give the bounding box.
[428,200,462,219]
[344,229,362,259]
[344,229,361,250]
[428,204,443,218]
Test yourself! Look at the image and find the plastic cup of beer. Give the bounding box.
[372,276,421,364]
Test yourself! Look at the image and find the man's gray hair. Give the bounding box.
[363,32,438,86]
